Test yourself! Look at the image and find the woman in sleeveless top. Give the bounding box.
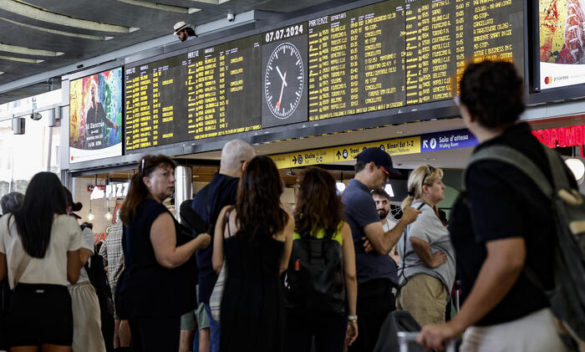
[396,164,455,327]
[285,167,358,352]
[212,156,294,352]
[0,172,83,352]
[117,155,211,351]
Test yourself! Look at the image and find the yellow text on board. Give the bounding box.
[270,136,421,169]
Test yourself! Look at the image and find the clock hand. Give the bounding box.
[276,66,287,86]
[276,71,287,110]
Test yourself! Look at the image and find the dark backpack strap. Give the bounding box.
[463,145,553,199]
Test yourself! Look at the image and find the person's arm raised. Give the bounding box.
[278,209,295,275]
[151,212,210,269]
[362,206,420,254]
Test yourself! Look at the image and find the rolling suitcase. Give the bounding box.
[397,332,455,352]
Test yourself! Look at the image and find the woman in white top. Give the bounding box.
[0,172,83,352]
[396,165,456,327]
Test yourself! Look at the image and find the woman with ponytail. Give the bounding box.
[116,155,211,352]
[396,165,455,327]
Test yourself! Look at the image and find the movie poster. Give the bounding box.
[69,67,122,163]
[540,0,585,89]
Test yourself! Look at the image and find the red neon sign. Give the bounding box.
[532,126,585,148]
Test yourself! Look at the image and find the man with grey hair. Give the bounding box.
[0,192,24,215]
[190,139,255,352]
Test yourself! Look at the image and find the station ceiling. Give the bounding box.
[0,0,344,103]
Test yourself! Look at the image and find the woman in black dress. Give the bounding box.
[212,156,294,352]
[117,155,211,351]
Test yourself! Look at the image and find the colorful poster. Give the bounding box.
[69,67,123,163]
[540,0,585,89]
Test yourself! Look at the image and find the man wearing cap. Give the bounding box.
[174,21,196,42]
[342,147,420,352]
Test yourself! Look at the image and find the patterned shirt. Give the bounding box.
[99,222,124,290]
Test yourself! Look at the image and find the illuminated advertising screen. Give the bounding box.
[69,67,123,163]
[539,0,585,89]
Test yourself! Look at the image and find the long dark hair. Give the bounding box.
[235,156,288,239]
[13,172,67,258]
[120,154,176,225]
[295,167,344,235]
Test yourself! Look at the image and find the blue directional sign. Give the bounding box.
[421,129,477,153]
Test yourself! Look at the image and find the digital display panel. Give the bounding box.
[539,0,585,89]
[123,0,525,152]
[69,67,123,163]
[125,55,188,151]
[124,36,262,152]
[186,35,262,139]
[307,0,524,120]
[308,0,406,120]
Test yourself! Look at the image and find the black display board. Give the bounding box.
[124,0,525,153]
[125,36,262,151]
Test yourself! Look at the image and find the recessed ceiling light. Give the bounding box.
[116,0,200,14]
[0,0,138,33]
[0,43,63,56]
[0,17,114,40]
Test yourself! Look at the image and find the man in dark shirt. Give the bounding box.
[191,139,255,352]
[85,82,118,149]
[419,61,570,351]
[343,148,419,352]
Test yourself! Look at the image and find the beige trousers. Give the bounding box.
[69,281,107,352]
[396,274,447,327]
[460,308,570,352]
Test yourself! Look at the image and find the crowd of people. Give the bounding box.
[0,60,578,352]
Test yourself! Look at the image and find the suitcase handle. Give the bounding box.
[397,332,456,352]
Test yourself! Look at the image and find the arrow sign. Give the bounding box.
[336,151,341,160]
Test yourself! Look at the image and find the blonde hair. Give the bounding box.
[401,164,444,210]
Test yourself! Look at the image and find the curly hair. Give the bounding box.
[459,60,525,128]
[294,167,344,235]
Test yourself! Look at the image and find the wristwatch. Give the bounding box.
[348,315,358,322]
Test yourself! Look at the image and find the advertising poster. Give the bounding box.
[69,67,122,163]
[540,0,585,89]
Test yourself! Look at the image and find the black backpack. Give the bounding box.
[85,253,114,352]
[284,227,345,315]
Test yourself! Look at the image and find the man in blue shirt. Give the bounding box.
[191,139,255,352]
[343,147,420,352]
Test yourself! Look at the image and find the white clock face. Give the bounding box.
[264,42,304,120]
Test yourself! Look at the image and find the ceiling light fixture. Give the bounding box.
[0,43,63,56]
[0,17,113,40]
[0,55,43,63]
[0,0,139,33]
[565,158,585,184]
[116,0,200,14]
[188,0,230,4]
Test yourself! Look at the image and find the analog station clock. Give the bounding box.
[264,42,304,120]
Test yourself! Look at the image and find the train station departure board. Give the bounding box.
[124,0,525,152]
[125,37,262,151]
[307,0,524,120]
